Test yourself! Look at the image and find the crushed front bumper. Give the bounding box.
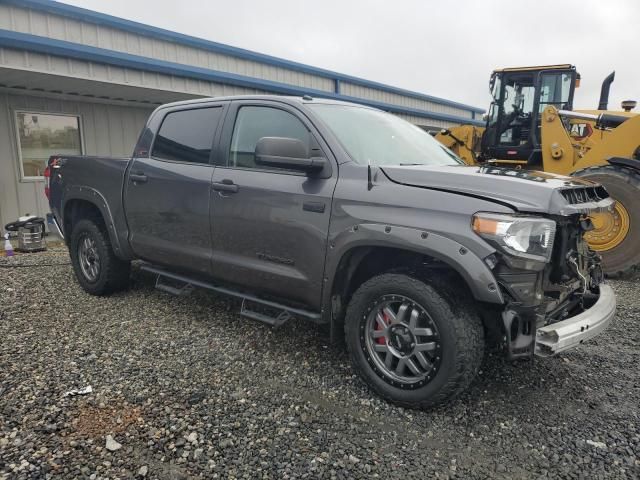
[535,284,616,357]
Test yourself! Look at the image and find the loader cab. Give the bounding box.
[482,65,577,166]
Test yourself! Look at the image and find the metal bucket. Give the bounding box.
[5,216,47,252]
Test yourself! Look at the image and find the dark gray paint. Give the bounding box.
[52,156,133,258]
[380,165,614,215]
[209,167,336,307]
[47,95,601,318]
[125,157,215,274]
[323,163,510,308]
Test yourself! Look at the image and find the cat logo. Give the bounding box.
[569,122,593,140]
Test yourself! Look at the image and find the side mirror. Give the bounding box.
[255,137,327,173]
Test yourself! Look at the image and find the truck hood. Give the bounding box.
[380,164,614,215]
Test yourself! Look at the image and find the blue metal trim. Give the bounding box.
[334,79,341,95]
[0,29,483,126]
[1,0,485,114]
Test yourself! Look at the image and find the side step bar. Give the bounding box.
[155,274,194,296]
[139,263,322,326]
[240,299,293,327]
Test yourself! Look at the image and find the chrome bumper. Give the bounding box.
[535,284,616,357]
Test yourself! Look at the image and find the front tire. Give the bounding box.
[69,218,130,295]
[344,273,484,408]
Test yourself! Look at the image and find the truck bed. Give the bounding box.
[48,155,132,253]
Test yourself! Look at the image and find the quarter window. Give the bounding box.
[229,106,310,169]
[152,107,222,163]
[16,112,82,179]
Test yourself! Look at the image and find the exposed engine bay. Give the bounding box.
[495,214,607,359]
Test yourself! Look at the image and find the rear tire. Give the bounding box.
[573,165,640,278]
[344,273,484,409]
[69,218,130,295]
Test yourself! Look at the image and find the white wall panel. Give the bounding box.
[340,82,474,119]
[0,4,332,93]
[0,91,153,228]
[394,112,456,129]
[0,47,265,101]
[0,4,484,122]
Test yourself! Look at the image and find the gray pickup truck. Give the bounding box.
[46,95,616,408]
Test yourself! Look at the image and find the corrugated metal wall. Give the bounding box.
[0,46,268,100]
[394,113,455,129]
[0,2,476,121]
[0,3,335,93]
[340,83,473,120]
[0,91,152,229]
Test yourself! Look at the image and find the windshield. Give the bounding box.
[308,104,462,167]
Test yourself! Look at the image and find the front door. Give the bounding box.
[125,104,226,274]
[209,101,337,309]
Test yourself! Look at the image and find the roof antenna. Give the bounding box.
[367,160,373,191]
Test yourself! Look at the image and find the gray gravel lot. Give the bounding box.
[1,247,639,479]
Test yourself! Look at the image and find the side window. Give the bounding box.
[152,107,222,164]
[229,106,310,170]
[538,73,572,112]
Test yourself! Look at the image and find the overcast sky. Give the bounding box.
[65,0,639,112]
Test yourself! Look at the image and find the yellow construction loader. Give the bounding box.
[436,64,640,277]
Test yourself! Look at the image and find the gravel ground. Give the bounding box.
[1,247,639,479]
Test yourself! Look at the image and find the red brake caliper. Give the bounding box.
[375,311,389,345]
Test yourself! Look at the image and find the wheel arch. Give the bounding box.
[607,156,640,172]
[322,224,504,324]
[61,187,130,260]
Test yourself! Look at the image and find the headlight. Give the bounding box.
[472,213,556,263]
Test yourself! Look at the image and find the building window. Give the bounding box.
[15,112,82,179]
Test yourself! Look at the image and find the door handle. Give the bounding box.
[129,172,148,184]
[303,201,326,213]
[212,180,239,193]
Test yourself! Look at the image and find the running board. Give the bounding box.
[240,299,292,328]
[140,263,322,325]
[155,274,194,296]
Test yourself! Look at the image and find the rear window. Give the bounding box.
[152,107,222,164]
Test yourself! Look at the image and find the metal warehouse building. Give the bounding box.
[0,0,484,229]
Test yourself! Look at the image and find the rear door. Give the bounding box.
[124,102,227,274]
[209,101,337,309]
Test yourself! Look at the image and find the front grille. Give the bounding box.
[560,186,609,205]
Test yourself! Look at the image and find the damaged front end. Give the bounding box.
[481,188,616,360]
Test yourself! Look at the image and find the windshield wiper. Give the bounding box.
[398,163,423,166]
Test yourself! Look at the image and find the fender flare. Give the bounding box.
[322,223,504,321]
[607,156,640,172]
[61,185,131,259]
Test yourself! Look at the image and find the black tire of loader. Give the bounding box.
[572,165,640,278]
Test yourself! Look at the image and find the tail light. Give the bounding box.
[44,157,58,200]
